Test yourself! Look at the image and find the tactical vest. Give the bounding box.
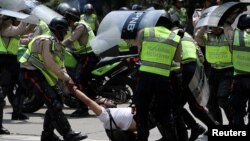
[73,20,95,54]
[233,30,250,75]
[118,39,130,53]
[80,13,97,31]
[39,20,51,35]
[174,31,197,64]
[0,36,7,54]
[19,35,64,86]
[7,37,20,55]
[17,21,51,60]
[139,26,181,77]
[205,33,232,69]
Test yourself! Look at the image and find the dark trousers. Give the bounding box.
[229,76,250,126]
[135,72,177,141]
[207,67,233,124]
[19,68,73,137]
[74,54,99,111]
[0,54,24,125]
[180,62,218,127]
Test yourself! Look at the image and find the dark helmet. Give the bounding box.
[156,13,173,29]
[174,0,184,3]
[49,17,69,33]
[119,7,129,11]
[64,7,80,22]
[56,2,71,15]
[131,4,142,10]
[84,3,94,14]
[237,14,250,30]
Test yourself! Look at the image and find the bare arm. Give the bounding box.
[194,27,206,47]
[42,39,71,82]
[1,21,27,37]
[73,88,102,116]
[62,24,86,49]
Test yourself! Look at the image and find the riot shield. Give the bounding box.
[188,60,210,107]
[0,0,27,11]
[0,0,63,25]
[196,2,248,29]
[195,6,219,29]
[90,10,167,55]
[0,8,39,24]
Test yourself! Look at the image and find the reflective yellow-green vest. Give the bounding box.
[7,37,20,55]
[17,21,51,60]
[174,31,197,64]
[73,20,95,54]
[232,30,250,75]
[80,13,97,31]
[118,39,130,53]
[19,35,64,86]
[39,20,51,35]
[139,26,181,77]
[0,36,7,54]
[205,33,232,69]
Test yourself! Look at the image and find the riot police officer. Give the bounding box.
[18,17,87,141]
[130,15,182,141]
[229,14,250,126]
[195,25,233,125]
[80,3,99,35]
[0,15,29,134]
[60,6,100,118]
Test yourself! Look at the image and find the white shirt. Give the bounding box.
[97,107,133,130]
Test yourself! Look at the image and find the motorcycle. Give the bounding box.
[0,66,44,113]
[63,49,139,107]
[7,49,139,113]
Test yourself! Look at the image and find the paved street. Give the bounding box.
[1,101,208,141]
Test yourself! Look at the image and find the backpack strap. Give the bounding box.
[106,108,120,141]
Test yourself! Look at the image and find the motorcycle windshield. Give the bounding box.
[90,10,167,55]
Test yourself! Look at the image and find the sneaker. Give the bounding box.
[11,113,29,120]
[0,126,10,135]
[70,109,90,118]
[189,124,206,141]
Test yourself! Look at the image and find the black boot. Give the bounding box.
[51,111,87,141]
[41,131,63,141]
[182,108,206,141]
[0,100,10,135]
[11,85,29,120]
[189,124,206,141]
[12,113,29,120]
[70,102,89,118]
[63,130,87,141]
[0,126,10,135]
